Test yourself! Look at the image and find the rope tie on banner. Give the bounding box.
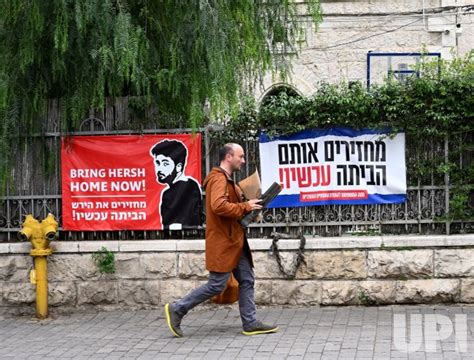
[269,232,306,279]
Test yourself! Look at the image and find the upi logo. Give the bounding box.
[393,314,468,353]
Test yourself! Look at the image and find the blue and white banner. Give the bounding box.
[259,127,406,207]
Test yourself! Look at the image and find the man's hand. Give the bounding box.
[247,198,262,210]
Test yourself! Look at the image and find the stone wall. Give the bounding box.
[0,235,473,315]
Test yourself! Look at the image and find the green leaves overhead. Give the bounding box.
[1,0,322,127]
[0,0,322,191]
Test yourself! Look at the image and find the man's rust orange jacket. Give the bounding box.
[202,167,253,272]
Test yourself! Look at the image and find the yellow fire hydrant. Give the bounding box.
[18,213,58,319]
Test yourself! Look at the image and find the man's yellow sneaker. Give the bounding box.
[164,303,183,337]
[242,321,279,336]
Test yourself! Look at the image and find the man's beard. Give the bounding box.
[157,168,178,185]
[231,162,241,172]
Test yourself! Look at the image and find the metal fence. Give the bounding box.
[1,98,472,241]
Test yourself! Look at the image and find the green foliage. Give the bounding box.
[358,289,378,306]
[0,0,322,192]
[257,52,473,138]
[211,95,260,144]
[259,81,385,136]
[92,246,116,274]
[447,184,473,221]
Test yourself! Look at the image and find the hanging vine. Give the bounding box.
[0,0,323,193]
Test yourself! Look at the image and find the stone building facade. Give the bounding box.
[256,0,473,100]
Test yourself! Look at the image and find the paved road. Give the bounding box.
[0,305,472,359]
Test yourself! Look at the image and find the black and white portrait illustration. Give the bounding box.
[150,139,203,229]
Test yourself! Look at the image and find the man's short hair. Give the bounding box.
[150,140,187,167]
[219,143,236,162]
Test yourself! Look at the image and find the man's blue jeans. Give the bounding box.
[174,250,257,329]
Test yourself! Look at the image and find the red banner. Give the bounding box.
[61,134,202,230]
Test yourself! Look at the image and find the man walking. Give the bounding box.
[165,143,279,337]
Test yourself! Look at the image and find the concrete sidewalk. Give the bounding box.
[0,305,472,359]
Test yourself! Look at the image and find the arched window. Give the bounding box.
[260,84,301,108]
